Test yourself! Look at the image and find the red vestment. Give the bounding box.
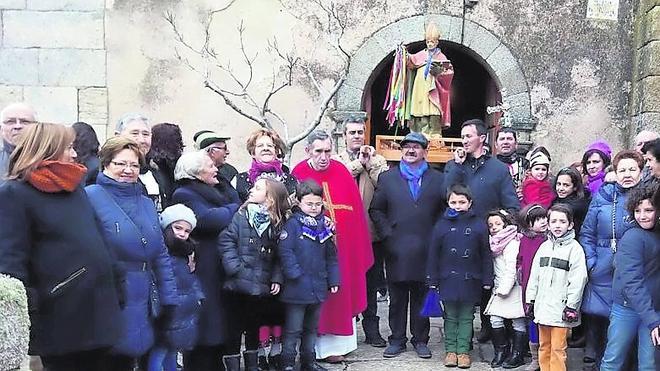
[292,159,374,335]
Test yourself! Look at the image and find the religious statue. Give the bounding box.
[383,22,454,138]
[407,22,454,136]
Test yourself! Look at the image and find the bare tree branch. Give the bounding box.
[204,80,271,129]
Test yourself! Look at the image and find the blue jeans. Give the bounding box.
[282,303,322,363]
[147,346,177,371]
[600,303,657,371]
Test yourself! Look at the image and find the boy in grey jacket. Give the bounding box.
[526,204,588,371]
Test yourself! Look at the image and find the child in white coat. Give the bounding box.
[484,209,526,369]
[526,204,588,371]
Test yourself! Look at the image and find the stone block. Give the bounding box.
[469,25,502,61]
[23,87,77,123]
[335,84,364,111]
[78,87,108,126]
[639,76,660,112]
[497,63,529,96]
[0,0,24,9]
[504,92,532,123]
[645,6,660,42]
[637,41,660,79]
[38,49,106,86]
[641,0,660,13]
[486,44,518,79]
[3,11,103,49]
[0,48,39,85]
[632,112,660,132]
[0,86,23,107]
[27,0,104,11]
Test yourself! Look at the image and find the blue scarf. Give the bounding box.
[424,48,438,78]
[247,203,271,237]
[399,161,429,201]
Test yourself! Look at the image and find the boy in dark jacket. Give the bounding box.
[278,180,340,371]
[149,204,204,371]
[427,184,494,369]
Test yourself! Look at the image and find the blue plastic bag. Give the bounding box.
[420,288,443,317]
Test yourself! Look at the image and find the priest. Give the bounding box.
[292,129,374,363]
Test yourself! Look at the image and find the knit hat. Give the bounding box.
[586,140,612,160]
[529,149,550,168]
[193,130,230,150]
[160,204,197,230]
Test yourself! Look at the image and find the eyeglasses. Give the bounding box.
[110,161,141,171]
[2,118,36,126]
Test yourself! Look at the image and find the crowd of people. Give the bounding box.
[0,101,658,371]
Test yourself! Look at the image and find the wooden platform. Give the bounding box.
[375,135,463,163]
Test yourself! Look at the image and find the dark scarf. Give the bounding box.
[247,159,284,184]
[399,161,429,201]
[27,160,86,193]
[164,227,197,257]
[497,152,518,165]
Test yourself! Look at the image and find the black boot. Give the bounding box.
[257,354,268,370]
[301,353,328,371]
[477,313,492,343]
[222,354,241,371]
[243,350,259,371]
[267,353,281,369]
[363,315,386,347]
[503,330,527,369]
[281,354,296,371]
[490,327,509,368]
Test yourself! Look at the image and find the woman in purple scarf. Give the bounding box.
[581,140,612,195]
[235,129,298,203]
[233,128,298,369]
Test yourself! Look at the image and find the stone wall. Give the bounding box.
[631,0,660,139]
[0,0,108,142]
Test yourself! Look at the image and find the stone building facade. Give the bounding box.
[0,0,658,169]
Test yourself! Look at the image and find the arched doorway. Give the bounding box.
[364,40,501,144]
[333,14,534,160]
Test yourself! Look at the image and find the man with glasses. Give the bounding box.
[369,132,445,360]
[194,130,240,202]
[0,102,37,178]
[115,113,169,211]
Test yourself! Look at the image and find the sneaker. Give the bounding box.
[383,344,406,358]
[444,352,458,367]
[320,355,344,363]
[457,354,471,369]
[413,343,432,359]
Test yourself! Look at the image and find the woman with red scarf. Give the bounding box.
[0,122,123,371]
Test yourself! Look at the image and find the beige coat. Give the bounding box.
[335,151,389,241]
[484,239,525,319]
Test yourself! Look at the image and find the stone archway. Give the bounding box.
[333,14,534,138]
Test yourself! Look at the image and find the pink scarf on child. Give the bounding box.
[489,225,521,256]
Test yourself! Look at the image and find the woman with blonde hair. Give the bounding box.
[0,122,123,371]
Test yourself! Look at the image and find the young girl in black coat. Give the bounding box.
[218,178,290,371]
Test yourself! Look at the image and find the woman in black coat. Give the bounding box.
[0,123,122,371]
[552,166,591,234]
[171,151,240,371]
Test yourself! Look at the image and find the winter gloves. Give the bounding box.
[562,307,579,323]
[525,302,534,320]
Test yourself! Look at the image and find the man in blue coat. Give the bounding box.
[370,132,445,359]
[444,119,520,342]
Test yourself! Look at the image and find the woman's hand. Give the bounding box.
[330,286,339,294]
[270,283,281,295]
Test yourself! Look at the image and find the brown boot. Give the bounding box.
[457,354,471,369]
[444,352,458,367]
